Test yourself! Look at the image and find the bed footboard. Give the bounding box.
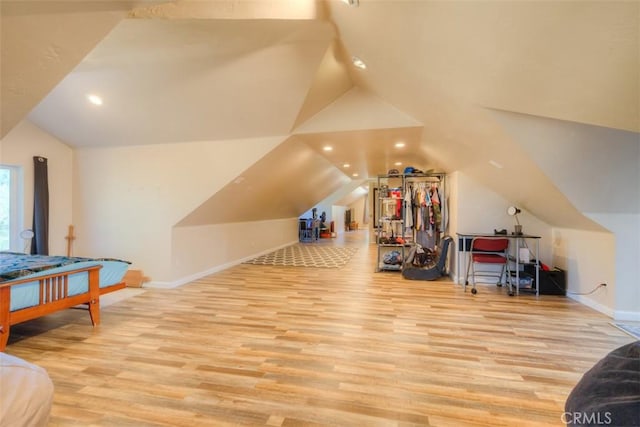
[0,265,125,351]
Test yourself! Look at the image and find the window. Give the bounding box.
[0,164,23,251]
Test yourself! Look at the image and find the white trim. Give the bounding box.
[142,281,179,289]
[613,310,640,322]
[567,293,615,318]
[144,240,298,289]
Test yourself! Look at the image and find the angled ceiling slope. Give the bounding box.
[323,0,638,231]
[27,18,336,147]
[172,22,358,226]
[492,110,640,216]
[176,136,351,226]
[329,0,639,133]
[0,0,154,137]
[293,87,428,178]
[129,0,325,20]
[294,87,422,134]
[291,39,353,130]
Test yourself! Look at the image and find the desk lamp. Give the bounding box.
[507,206,522,235]
[20,229,34,253]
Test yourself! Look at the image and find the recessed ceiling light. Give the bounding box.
[87,94,103,106]
[352,56,367,70]
[343,163,350,168]
[352,173,359,177]
[394,162,402,166]
[394,142,405,148]
[323,146,333,152]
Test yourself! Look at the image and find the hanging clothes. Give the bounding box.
[389,188,402,219]
[412,182,431,232]
[430,183,442,231]
[404,184,414,232]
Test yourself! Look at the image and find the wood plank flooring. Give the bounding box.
[5,230,634,426]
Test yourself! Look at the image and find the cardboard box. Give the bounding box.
[123,269,149,288]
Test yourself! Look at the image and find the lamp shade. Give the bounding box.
[20,229,34,239]
[507,206,521,216]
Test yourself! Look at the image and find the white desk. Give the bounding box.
[456,232,540,296]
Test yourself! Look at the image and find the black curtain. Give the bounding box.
[31,156,49,255]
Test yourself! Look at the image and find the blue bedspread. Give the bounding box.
[0,251,130,283]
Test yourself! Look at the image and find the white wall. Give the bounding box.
[170,218,298,286]
[453,169,634,319]
[495,111,640,320]
[73,136,285,282]
[0,120,73,255]
[301,179,368,234]
[348,195,366,229]
[304,199,358,235]
[584,213,640,321]
[552,227,616,317]
[332,205,347,235]
[453,171,554,284]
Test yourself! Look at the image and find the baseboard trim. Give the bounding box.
[566,293,615,318]
[613,310,640,322]
[144,240,298,289]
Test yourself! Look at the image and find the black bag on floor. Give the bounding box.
[402,236,452,281]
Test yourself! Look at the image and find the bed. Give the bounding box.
[0,251,130,351]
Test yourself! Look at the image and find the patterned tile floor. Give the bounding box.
[244,243,358,268]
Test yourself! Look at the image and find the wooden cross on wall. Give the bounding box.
[65,225,76,257]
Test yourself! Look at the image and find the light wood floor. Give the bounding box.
[6,230,634,426]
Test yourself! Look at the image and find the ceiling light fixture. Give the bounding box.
[394,142,405,148]
[395,162,402,166]
[343,163,350,168]
[352,56,367,70]
[352,173,359,177]
[87,94,103,106]
[323,146,333,152]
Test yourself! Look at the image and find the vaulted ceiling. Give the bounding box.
[1,0,638,228]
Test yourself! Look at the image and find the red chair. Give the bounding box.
[464,237,511,294]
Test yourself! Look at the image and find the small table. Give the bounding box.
[456,232,541,296]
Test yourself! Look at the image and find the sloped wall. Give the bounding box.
[170,218,298,286]
[73,136,284,281]
[452,171,554,284]
[552,227,616,318]
[493,110,639,319]
[0,1,132,137]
